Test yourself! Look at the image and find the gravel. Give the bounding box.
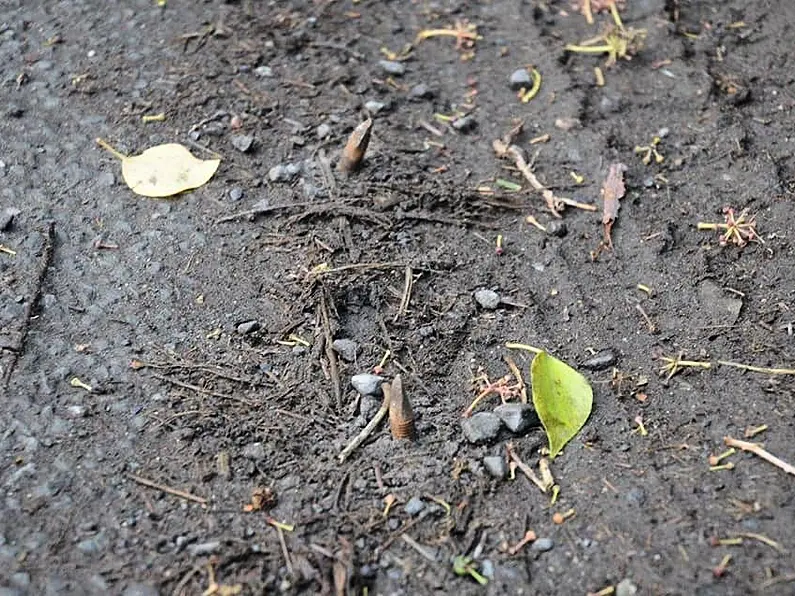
[531,537,554,552]
[230,134,254,153]
[509,68,532,90]
[188,541,221,557]
[332,338,359,362]
[268,162,301,182]
[616,578,638,596]
[482,455,508,479]
[404,496,425,516]
[242,442,266,460]
[378,60,406,76]
[351,374,384,396]
[461,412,502,444]
[494,403,539,434]
[581,349,617,371]
[122,583,160,596]
[236,320,260,335]
[474,289,500,310]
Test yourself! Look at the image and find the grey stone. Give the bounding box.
[624,487,646,506]
[9,572,30,589]
[0,208,19,231]
[408,83,433,100]
[404,496,425,516]
[231,134,254,153]
[509,68,532,90]
[188,541,221,556]
[97,171,115,187]
[494,403,539,434]
[236,320,260,335]
[229,187,243,201]
[351,374,384,396]
[122,583,160,596]
[482,455,507,478]
[332,339,358,362]
[379,60,406,76]
[531,537,554,552]
[76,533,106,555]
[480,559,494,579]
[545,220,567,238]
[474,289,500,310]
[364,100,386,114]
[0,588,23,596]
[242,442,266,460]
[316,123,331,139]
[451,115,476,132]
[268,163,301,182]
[254,65,274,77]
[699,280,742,325]
[616,578,638,596]
[582,349,617,371]
[461,413,502,445]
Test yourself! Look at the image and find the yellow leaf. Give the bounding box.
[96,138,220,198]
[531,351,593,459]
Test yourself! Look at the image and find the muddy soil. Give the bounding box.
[1,1,794,594]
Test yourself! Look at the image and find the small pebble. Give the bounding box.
[581,349,617,371]
[236,320,260,335]
[0,208,20,231]
[364,100,386,114]
[482,455,507,479]
[351,374,384,397]
[254,65,274,77]
[624,487,646,506]
[122,583,160,596]
[461,412,502,445]
[230,134,254,153]
[451,115,476,132]
[316,123,331,139]
[480,559,495,579]
[545,220,567,238]
[474,289,500,310]
[188,541,221,557]
[616,578,638,596]
[531,537,554,552]
[379,60,406,76]
[404,496,425,516]
[242,442,266,460]
[494,403,539,434]
[229,187,244,201]
[332,339,358,362]
[509,68,532,90]
[408,83,433,100]
[268,163,300,182]
[554,117,581,131]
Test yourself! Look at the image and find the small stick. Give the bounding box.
[635,303,657,333]
[338,391,391,463]
[493,137,566,217]
[506,443,550,493]
[127,473,208,505]
[724,436,795,477]
[319,291,342,409]
[276,525,294,576]
[150,373,257,406]
[395,265,414,321]
[504,355,527,404]
[717,361,795,375]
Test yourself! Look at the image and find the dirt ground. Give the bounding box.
[1,0,794,594]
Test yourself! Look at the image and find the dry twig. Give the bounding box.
[724,436,795,477]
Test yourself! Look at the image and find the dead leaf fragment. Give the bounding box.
[601,162,627,247]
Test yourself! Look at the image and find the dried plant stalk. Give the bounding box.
[338,117,373,174]
[387,374,416,439]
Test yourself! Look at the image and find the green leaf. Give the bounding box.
[531,351,593,459]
